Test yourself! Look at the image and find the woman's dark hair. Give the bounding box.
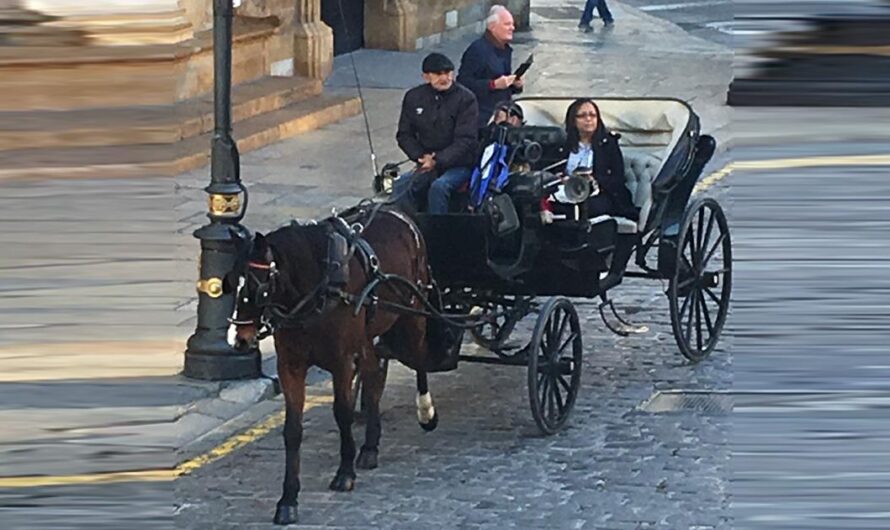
[564,98,604,153]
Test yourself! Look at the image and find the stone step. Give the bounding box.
[0,15,279,110]
[0,93,361,180]
[0,75,323,151]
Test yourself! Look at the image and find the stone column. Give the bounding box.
[365,0,417,51]
[292,0,332,79]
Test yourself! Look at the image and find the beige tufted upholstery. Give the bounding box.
[516,98,692,232]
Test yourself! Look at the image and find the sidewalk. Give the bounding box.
[0,0,730,483]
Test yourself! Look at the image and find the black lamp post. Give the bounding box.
[183,0,260,380]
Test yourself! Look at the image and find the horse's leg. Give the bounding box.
[401,315,439,432]
[329,354,358,491]
[356,342,385,470]
[416,370,439,431]
[273,355,307,525]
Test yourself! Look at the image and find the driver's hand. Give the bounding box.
[418,154,436,171]
[493,75,517,90]
[512,76,524,89]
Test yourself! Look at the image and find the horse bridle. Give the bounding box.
[230,257,325,340]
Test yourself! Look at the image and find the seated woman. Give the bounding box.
[557,98,639,221]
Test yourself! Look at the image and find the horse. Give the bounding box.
[232,208,445,526]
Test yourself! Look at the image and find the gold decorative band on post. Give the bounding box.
[208,193,242,216]
[196,277,224,298]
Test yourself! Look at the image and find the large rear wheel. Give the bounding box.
[668,198,732,362]
[527,297,583,435]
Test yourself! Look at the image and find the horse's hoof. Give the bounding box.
[419,410,439,432]
[328,472,356,492]
[356,448,378,470]
[273,503,298,525]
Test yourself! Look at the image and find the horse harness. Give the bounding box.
[244,207,428,338]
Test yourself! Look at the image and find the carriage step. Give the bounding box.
[599,299,649,336]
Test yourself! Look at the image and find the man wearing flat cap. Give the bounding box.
[394,52,479,214]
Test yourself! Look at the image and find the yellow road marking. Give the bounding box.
[694,153,890,194]
[0,394,334,489]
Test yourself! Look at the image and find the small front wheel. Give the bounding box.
[527,297,583,435]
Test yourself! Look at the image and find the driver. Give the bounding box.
[393,53,479,214]
[554,98,638,220]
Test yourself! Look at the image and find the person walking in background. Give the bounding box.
[458,5,523,128]
[579,0,614,32]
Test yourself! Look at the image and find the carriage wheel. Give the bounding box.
[527,297,583,435]
[469,298,524,356]
[352,358,389,421]
[669,197,732,362]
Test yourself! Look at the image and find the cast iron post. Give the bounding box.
[183,0,260,380]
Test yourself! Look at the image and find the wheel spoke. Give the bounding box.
[684,290,696,343]
[558,332,579,355]
[545,310,561,351]
[556,373,572,394]
[551,376,565,414]
[546,380,556,420]
[556,310,570,343]
[699,209,716,266]
[677,276,696,290]
[679,286,694,318]
[683,230,696,271]
[695,289,703,352]
[704,286,723,307]
[699,289,715,336]
[702,233,725,269]
[695,207,706,266]
[539,375,550,409]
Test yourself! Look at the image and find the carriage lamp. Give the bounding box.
[183,0,260,380]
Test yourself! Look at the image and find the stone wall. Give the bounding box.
[365,0,529,52]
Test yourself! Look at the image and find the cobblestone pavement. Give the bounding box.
[175,173,733,529]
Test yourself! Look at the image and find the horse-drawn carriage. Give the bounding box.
[382,96,732,434]
[233,96,731,524]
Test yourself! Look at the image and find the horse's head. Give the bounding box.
[233,232,276,352]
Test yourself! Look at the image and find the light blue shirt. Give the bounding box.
[566,143,594,174]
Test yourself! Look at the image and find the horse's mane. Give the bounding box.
[263,222,331,288]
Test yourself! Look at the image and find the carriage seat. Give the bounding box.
[621,150,661,233]
[586,151,659,235]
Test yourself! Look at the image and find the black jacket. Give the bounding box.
[396,82,479,172]
[457,34,522,127]
[573,130,639,221]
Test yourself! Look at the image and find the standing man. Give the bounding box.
[458,5,523,128]
[578,0,614,32]
[394,52,479,214]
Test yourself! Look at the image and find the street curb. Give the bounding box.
[175,376,278,452]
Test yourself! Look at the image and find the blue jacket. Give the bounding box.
[458,33,522,127]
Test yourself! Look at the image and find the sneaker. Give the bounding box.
[578,23,592,32]
[603,20,615,28]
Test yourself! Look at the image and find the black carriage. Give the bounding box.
[386,97,732,435]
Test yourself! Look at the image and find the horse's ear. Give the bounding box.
[253,232,266,249]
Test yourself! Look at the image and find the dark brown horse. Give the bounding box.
[233,209,441,526]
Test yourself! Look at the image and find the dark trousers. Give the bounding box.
[580,0,614,25]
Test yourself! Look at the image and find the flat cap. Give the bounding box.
[422,52,455,73]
